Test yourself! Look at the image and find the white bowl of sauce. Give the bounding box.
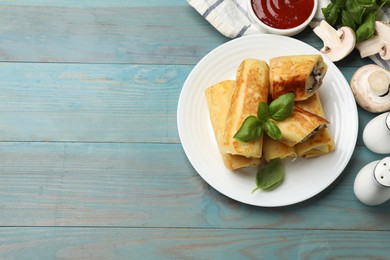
[248,0,318,36]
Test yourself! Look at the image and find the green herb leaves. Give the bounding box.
[252,158,284,192]
[233,116,262,142]
[269,93,295,121]
[234,93,294,142]
[233,93,293,193]
[322,0,390,42]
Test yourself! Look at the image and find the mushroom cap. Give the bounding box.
[350,64,390,113]
[313,21,356,62]
[326,27,356,62]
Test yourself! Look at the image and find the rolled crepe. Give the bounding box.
[222,58,269,158]
[270,55,328,101]
[295,93,335,158]
[263,134,297,162]
[205,80,261,170]
[272,106,329,147]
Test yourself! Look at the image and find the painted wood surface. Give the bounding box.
[0,143,388,230]
[0,63,375,144]
[1,227,390,259]
[0,0,389,259]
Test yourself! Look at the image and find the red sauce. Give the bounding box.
[251,0,314,29]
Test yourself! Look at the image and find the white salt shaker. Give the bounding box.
[362,112,390,154]
[354,113,390,205]
[354,157,390,205]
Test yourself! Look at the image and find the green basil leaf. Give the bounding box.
[269,93,294,121]
[265,119,282,141]
[233,116,262,142]
[254,158,284,191]
[379,0,390,7]
[356,12,376,42]
[341,10,356,30]
[345,0,353,8]
[257,102,269,122]
[322,2,341,26]
[349,1,366,24]
[356,0,376,7]
[256,125,264,138]
[336,0,346,8]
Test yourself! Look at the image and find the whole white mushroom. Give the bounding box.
[350,64,390,113]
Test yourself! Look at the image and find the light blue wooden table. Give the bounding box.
[0,1,389,259]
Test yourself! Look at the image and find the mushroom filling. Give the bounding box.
[307,63,324,94]
[299,125,326,143]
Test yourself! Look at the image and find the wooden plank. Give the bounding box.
[0,227,389,259]
[0,5,227,64]
[0,142,388,230]
[0,63,191,143]
[0,4,373,66]
[0,63,375,144]
[2,0,188,7]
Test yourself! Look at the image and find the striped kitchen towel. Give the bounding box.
[186,0,265,38]
[186,0,330,38]
[187,0,390,69]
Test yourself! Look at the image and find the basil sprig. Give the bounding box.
[252,158,284,192]
[322,0,390,42]
[233,93,294,142]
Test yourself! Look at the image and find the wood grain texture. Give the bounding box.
[0,227,390,259]
[0,3,374,65]
[0,1,387,258]
[0,63,190,142]
[0,62,376,144]
[0,142,388,230]
[0,4,227,64]
[3,0,189,7]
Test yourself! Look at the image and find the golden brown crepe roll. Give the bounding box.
[205,80,261,170]
[295,93,335,158]
[263,135,297,162]
[222,58,269,158]
[270,55,328,101]
[272,106,329,147]
[295,127,335,158]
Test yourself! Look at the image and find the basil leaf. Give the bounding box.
[265,119,282,141]
[269,93,294,121]
[379,0,390,7]
[254,158,284,191]
[233,116,262,142]
[336,0,346,8]
[341,10,356,30]
[356,12,376,42]
[356,0,376,7]
[349,1,366,24]
[322,0,385,44]
[256,124,264,138]
[322,2,341,26]
[257,102,269,122]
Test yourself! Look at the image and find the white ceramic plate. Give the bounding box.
[177,35,358,207]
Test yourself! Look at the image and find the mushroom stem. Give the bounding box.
[368,70,390,97]
[356,36,383,58]
[355,22,390,60]
[314,20,342,48]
